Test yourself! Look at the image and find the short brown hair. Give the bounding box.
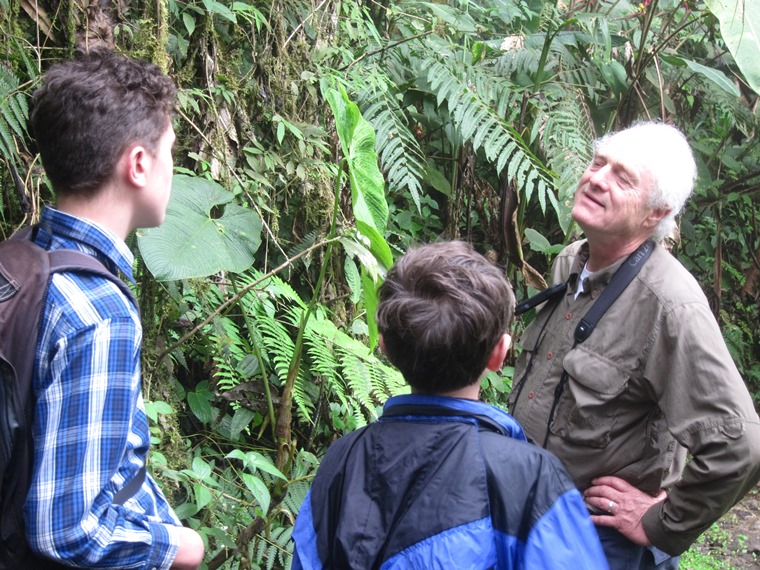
[376,241,515,393]
[30,48,176,197]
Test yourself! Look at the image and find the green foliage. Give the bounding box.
[150,265,403,566]
[324,84,393,270]
[358,83,427,212]
[0,65,27,165]
[423,57,554,215]
[529,95,595,234]
[682,520,757,569]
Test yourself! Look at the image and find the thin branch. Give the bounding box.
[283,0,331,49]
[341,31,434,72]
[154,236,341,368]
[653,54,666,120]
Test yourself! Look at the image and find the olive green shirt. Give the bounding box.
[509,240,760,555]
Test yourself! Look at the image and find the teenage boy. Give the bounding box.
[24,49,204,568]
[291,241,608,569]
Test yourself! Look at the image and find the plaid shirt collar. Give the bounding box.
[37,206,136,283]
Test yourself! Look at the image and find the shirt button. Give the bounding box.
[546,352,554,360]
[591,289,600,299]
[528,391,536,399]
[565,312,573,320]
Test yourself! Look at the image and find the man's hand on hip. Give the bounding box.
[584,475,666,546]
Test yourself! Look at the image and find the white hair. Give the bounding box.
[595,121,697,241]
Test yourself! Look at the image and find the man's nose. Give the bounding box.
[589,164,611,190]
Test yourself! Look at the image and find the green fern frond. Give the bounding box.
[0,66,28,162]
[303,328,350,411]
[366,358,408,400]
[292,367,317,424]
[301,310,404,424]
[205,315,251,391]
[287,229,319,261]
[254,524,293,570]
[282,479,311,516]
[424,58,553,211]
[0,121,14,160]
[523,90,594,232]
[495,47,541,79]
[237,268,306,309]
[535,93,595,197]
[358,81,427,211]
[254,305,296,384]
[337,351,377,426]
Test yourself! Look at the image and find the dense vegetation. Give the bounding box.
[1,0,758,567]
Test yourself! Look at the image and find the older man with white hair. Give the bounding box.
[508,122,760,569]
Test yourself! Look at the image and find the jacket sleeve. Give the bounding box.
[291,490,322,570]
[522,489,609,570]
[641,300,760,554]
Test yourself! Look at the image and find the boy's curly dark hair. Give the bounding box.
[30,48,177,197]
[377,241,515,393]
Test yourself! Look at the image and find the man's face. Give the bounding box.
[137,123,175,228]
[572,138,659,243]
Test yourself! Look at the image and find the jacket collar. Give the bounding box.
[382,394,527,441]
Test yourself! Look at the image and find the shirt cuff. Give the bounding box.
[146,522,181,570]
[641,501,697,556]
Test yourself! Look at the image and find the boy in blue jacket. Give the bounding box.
[292,241,607,569]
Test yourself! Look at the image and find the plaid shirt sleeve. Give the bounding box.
[26,271,181,569]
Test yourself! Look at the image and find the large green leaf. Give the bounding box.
[137,174,262,281]
[705,0,760,95]
[325,86,392,269]
[662,53,743,97]
[681,58,741,97]
[361,267,380,349]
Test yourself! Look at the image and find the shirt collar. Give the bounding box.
[569,240,632,294]
[37,206,136,282]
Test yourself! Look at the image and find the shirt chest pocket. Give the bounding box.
[508,322,555,411]
[550,348,631,449]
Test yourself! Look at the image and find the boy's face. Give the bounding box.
[136,123,175,228]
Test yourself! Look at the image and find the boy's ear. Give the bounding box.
[485,334,511,372]
[121,144,150,188]
[379,334,387,356]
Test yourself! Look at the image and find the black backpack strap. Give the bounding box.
[574,239,654,344]
[113,466,147,505]
[47,249,138,309]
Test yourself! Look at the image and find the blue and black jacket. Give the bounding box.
[292,394,608,569]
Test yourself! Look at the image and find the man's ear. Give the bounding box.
[379,334,387,356]
[122,144,150,188]
[646,207,671,229]
[485,334,511,372]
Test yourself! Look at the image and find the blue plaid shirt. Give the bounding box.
[26,207,181,569]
